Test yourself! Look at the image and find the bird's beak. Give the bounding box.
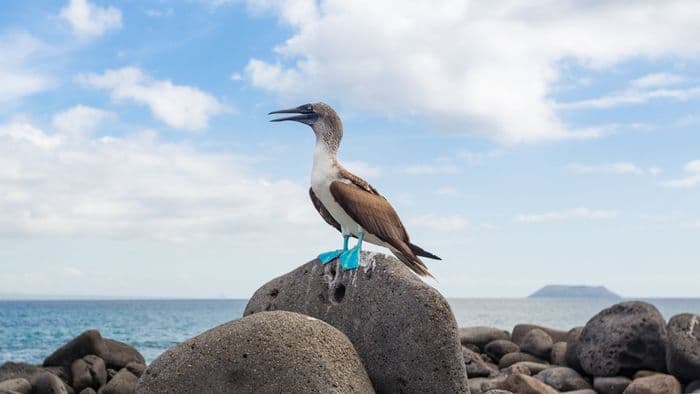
[268,106,317,123]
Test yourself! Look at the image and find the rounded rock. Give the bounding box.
[594,376,632,394]
[565,327,584,372]
[462,346,497,378]
[534,366,592,391]
[512,324,567,345]
[498,352,546,369]
[484,339,519,362]
[665,313,700,382]
[0,377,31,394]
[519,328,553,359]
[30,372,69,394]
[577,301,668,376]
[101,369,137,394]
[459,327,511,350]
[500,373,558,394]
[137,311,374,394]
[622,374,681,394]
[243,253,467,393]
[550,341,567,365]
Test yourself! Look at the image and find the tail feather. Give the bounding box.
[390,240,435,278]
[409,243,441,260]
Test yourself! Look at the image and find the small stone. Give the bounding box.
[594,376,632,394]
[577,301,668,376]
[550,341,567,365]
[100,369,137,394]
[484,340,519,362]
[633,370,660,379]
[565,327,584,372]
[463,346,497,378]
[498,352,546,369]
[666,313,700,382]
[500,373,558,394]
[512,324,567,344]
[534,366,592,391]
[508,361,549,375]
[622,374,681,394]
[31,372,69,394]
[519,328,553,359]
[502,363,532,376]
[79,388,96,394]
[124,362,146,378]
[564,390,597,394]
[459,326,511,350]
[0,377,31,394]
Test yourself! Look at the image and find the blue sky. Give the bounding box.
[1,0,699,298]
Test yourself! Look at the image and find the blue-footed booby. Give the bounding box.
[269,102,441,277]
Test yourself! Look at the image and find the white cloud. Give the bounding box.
[59,0,122,39]
[630,72,686,89]
[664,160,700,189]
[0,33,52,103]
[230,72,243,81]
[245,1,700,143]
[516,207,618,223]
[410,214,468,231]
[0,111,314,241]
[567,162,646,176]
[52,105,111,139]
[77,67,227,131]
[558,85,700,110]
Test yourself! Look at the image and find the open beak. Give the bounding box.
[268,106,317,123]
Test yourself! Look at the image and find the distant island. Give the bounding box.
[529,285,621,299]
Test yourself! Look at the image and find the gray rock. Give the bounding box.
[577,301,668,376]
[78,389,96,394]
[100,369,137,394]
[665,313,700,382]
[124,362,145,378]
[534,366,592,391]
[43,330,108,368]
[594,376,632,394]
[622,374,681,394]
[685,380,700,393]
[0,363,69,387]
[563,390,597,394]
[502,363,532,376]
[484,339,519,362]
[103,339,144,370]
[459,327,511,350]
[512,324,567,344]
[498,352,546,369]
[551,341,567,365]
[462,346,497,378]
[508,361,549,375]
[565,327,584,372]
[137,311,374,394]
[70,355,106,392]
[467,377,491,394]
[484,390,514,394]
[519,328,553,359]
[499,373,558,394]
[0,377,31,394]
[686,379,700,393]
[243,253,467,393]
[30,372,69,394]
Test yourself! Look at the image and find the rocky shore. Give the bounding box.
[2,252,699,393]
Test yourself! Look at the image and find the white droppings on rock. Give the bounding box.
[690,315,698,340]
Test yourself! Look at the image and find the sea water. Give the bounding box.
[1,298,699,364]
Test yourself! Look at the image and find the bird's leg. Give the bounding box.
[339,232,364,270]
[318,235,350,264]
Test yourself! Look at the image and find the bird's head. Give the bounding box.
[269,102,343,150]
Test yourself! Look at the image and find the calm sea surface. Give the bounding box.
[1,298,699,364]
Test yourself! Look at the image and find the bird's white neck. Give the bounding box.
[311,138,339,186]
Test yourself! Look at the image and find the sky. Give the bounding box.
[1,0,699,298]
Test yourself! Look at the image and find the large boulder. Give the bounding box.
[534,366,592,391]
[42,330,143,372]
[459,327,510,350]
[137,310,374,394]
[512,324,567,344]
[577,301,668,376]
[622,374,681,394]
[519,328,553,359]
[70,355,107,392]
[665,313,700,382]
[244,253,467,393]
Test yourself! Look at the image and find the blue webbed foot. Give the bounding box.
[339,247,360,270]
[318,250,343,264]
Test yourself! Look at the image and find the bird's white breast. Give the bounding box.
[310,144,360,236]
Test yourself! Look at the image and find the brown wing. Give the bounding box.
[329,181,409,243]
[309,187,341,233]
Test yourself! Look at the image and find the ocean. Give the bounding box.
[1,298,699,365]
